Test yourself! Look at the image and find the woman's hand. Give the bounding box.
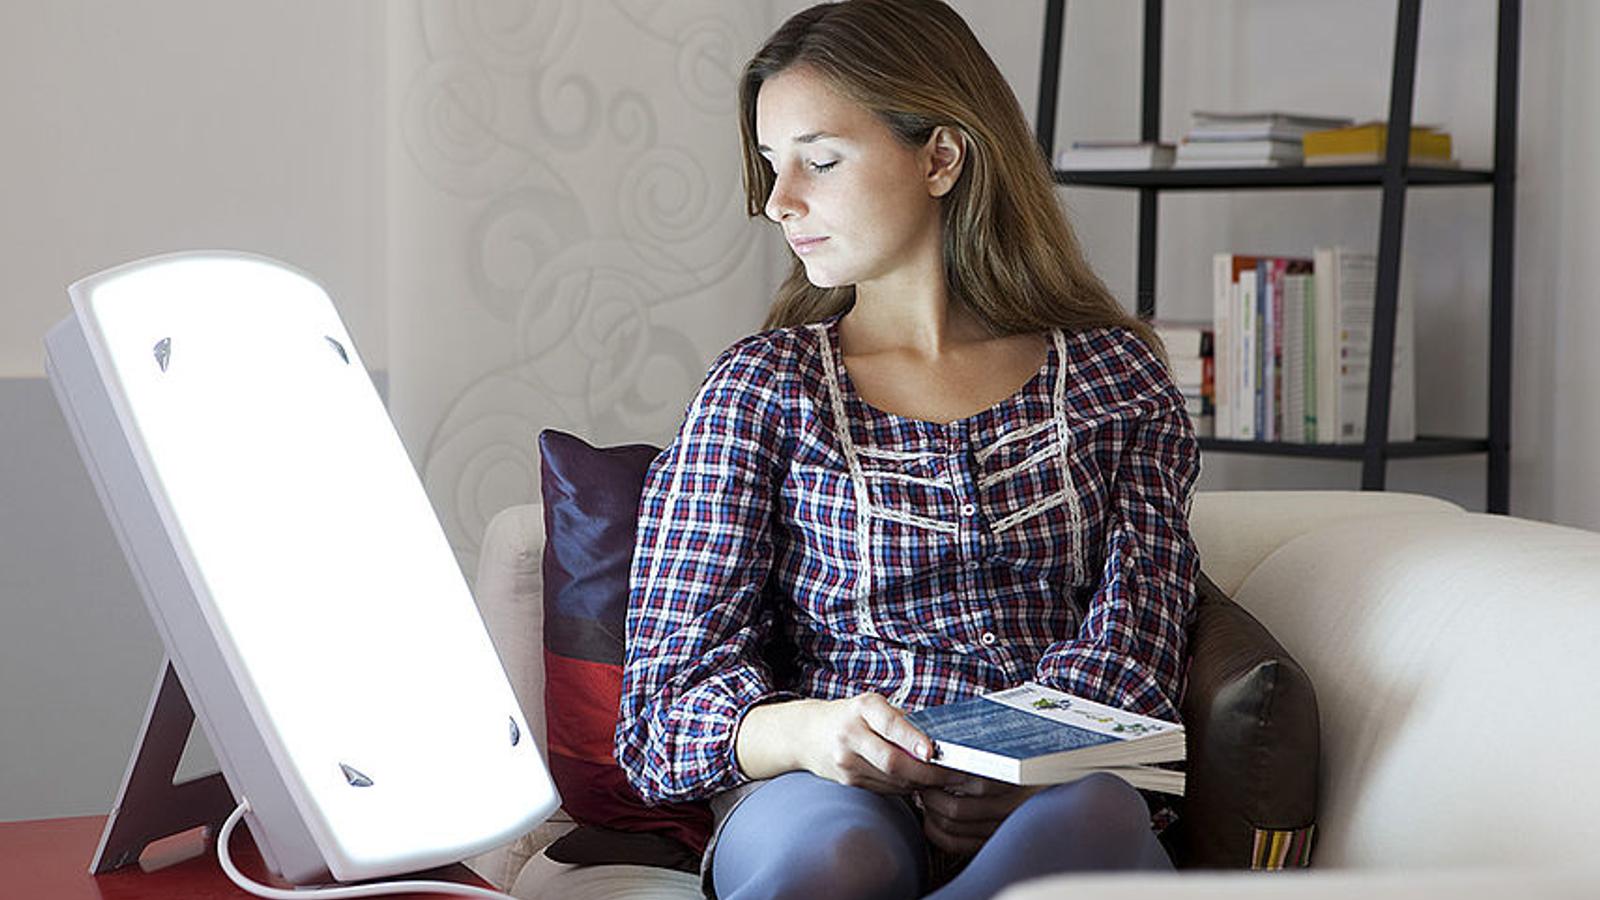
[916,776,1044,855]
[736,693,961,794]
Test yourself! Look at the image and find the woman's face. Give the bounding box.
[755,65,950,291]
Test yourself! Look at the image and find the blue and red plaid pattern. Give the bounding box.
[617,313,1201,804]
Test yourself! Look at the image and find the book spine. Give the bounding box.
[1240,270,1257,441]
[1271,258,1286,441]
[1212,254,1233,440]
[1255,260,1267,441]
[1314,247,1337,444]
[1336,251,1378,443]
[1304,272,1318,442]
[1283,272,1305,444]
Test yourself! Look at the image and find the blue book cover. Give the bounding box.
[907,697,1116,761]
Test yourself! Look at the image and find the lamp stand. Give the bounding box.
[90,658,235,874]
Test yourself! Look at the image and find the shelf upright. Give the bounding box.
[1034,0,1518,513]
[1488,0,1520,515]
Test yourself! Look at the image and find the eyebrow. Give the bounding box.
[756,131,840,156]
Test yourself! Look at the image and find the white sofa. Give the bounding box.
[465,490,1600,899]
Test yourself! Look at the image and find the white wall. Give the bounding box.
[0,1,387,376]
[2,0,1596,824]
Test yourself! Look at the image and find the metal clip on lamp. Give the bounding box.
[44,251,557,898]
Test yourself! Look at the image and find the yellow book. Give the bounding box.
[1302,123,1452,159]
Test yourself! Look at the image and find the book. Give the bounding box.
[1235,259,1260,438]
[1056,141,1175,170]
[1211,254,1241,439]
[1189,110,1355,133]
[1254,257,1267,435]
[1151,319,1213,358]
[904,682,1186,794]
[1282,264,1315,443]
[1239,268,1257,439]
[1302,122,1452,158]
[1175,138,1303,167]
[1313,246,1416,444]
[1303,152,1460,167]
[1173,157,1295,169]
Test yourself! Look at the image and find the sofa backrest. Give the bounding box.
[1233,510,1600,868]
[1188,490,1465,595]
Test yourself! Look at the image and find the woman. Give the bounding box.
[616,1,1201,897]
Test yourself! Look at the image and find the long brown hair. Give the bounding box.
[738,0,1164,364]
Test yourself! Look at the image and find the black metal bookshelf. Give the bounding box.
[1034,0,1519,514]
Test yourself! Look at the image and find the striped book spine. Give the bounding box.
[1250,824,1315,869]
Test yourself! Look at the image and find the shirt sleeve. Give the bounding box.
[614,340,794,804]
[1035,353,1201,723]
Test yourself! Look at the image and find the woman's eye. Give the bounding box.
[808,160,838,173]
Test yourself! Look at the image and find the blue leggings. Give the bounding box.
[710,770,1173,899]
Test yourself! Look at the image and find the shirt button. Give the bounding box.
[980,631,998,646]
[960,503,977,517]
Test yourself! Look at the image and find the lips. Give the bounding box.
[788,235,829,255]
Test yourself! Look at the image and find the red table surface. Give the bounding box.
[0,815,497,899]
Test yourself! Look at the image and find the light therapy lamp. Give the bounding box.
[44,251,557,897]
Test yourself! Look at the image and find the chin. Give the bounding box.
[799,261,854,290]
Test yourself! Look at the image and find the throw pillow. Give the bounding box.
[1169,569,1320,869]
[536,428,711,872]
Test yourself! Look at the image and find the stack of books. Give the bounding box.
[1302,121,1457,167]
[1152,320,1215,438]
[1056,141,1176,171]
[1175,110,1354,168]
[1210,248,1415,444]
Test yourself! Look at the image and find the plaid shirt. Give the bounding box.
[617,313,1201,804]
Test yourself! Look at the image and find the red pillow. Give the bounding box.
[537,429,711,870]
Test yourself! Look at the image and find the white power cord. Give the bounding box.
[217,799,517,899]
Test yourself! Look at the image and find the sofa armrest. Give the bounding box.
[465,503,576,889]
[472,503,549,757]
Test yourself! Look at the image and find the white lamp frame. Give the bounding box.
[44,251,557,885]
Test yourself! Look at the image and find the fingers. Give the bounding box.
[917,785,1016,829]
[915,778,1045,854]
[854,693,933,761]
[807,693,980,794]
[849,694,964,788]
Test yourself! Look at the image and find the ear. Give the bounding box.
[923,125,966,198]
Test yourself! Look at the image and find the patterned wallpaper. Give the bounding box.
[387,0,779,576]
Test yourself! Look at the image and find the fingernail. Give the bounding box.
[916,742,930,760]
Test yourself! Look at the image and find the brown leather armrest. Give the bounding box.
[1171,571,1321,869]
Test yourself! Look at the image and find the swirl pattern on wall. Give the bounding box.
[391,0,773,576]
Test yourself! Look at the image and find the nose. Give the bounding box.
[764,170,803,223]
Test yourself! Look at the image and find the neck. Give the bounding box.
[844,269,986,360]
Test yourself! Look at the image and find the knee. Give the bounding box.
[814,822,921,900]
[750,823,918,900]
[720,781,922,900]
[1032,772,1152,839]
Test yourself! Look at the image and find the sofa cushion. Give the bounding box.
[1170,570,1320,869]
[536,429,711,870]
